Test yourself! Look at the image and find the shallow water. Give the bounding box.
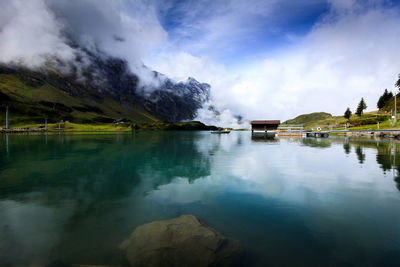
[1,132,400,266]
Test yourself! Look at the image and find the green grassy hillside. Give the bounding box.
[0,66,158,125]
[283,112,335,128]
[283,111,391,130]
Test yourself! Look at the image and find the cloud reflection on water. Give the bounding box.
[1,133,400,266]
[148,135,400,206]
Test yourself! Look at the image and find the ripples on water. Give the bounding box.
[1,132,400,266]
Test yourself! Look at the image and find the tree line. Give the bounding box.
[343,74,400,119]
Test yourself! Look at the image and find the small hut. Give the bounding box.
[251,120,280,132]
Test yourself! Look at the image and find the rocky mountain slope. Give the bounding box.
[0,50,211,125]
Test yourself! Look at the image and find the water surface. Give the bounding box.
[1,132,400,266]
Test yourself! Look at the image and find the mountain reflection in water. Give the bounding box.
[1,133,400,266]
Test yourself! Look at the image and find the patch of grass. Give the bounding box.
[4,121,218,132]
[12,122,132,132]
[331,119,395,131]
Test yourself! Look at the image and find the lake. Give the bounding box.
[1,132,400,266]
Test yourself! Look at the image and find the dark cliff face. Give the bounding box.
[69,49,211,122]
[144,77,210,122]
[0,49,211,123]
[89,55,211,122]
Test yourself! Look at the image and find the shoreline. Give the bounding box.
[0,121,219,133]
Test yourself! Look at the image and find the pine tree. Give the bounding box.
[386,89,394,102]
[377,89,393,110]
[377,95,385,109]
[344,107,352,120]
[361,97,367,110]
[396,74,400,90]
[356,98,367,116]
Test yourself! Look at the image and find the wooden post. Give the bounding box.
[6,134,9,155]
[5,105,9,129]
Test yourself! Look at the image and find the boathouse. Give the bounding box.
[251,120,281,132]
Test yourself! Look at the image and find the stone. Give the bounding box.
[45,260,71,267]
[120,215,243,267]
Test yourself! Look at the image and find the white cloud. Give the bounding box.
[1,0,400,126]
[0,0,75,68]
[46,0,167,71]
[239,3,400,120]
[0,0,167,87]
[148,1,400,124]
[146,135,396,205]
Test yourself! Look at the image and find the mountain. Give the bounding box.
[0,50,211,125]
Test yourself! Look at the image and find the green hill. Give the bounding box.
[0,66,157,125]
[283,112,336,128]
[0,60,211,126]
[283,111,391,130]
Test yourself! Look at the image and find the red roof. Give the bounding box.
[251,120,280,125]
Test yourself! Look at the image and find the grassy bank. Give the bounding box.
[330,119,398,131]
[9,122,132,132]
[2,121,218,133]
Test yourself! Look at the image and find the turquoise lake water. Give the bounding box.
[1,132,400,266]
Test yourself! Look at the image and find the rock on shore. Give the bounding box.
[120,215,243,267]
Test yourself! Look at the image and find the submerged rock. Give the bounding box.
[120,215,243,267]
[45,260,71,267]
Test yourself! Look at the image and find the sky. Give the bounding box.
[144,0,400,124]
[1,0,400,126]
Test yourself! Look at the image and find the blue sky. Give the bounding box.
[155,0,330,65]
[149,0,400,67]
[2,0,400,126]
[141,0,400,125]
